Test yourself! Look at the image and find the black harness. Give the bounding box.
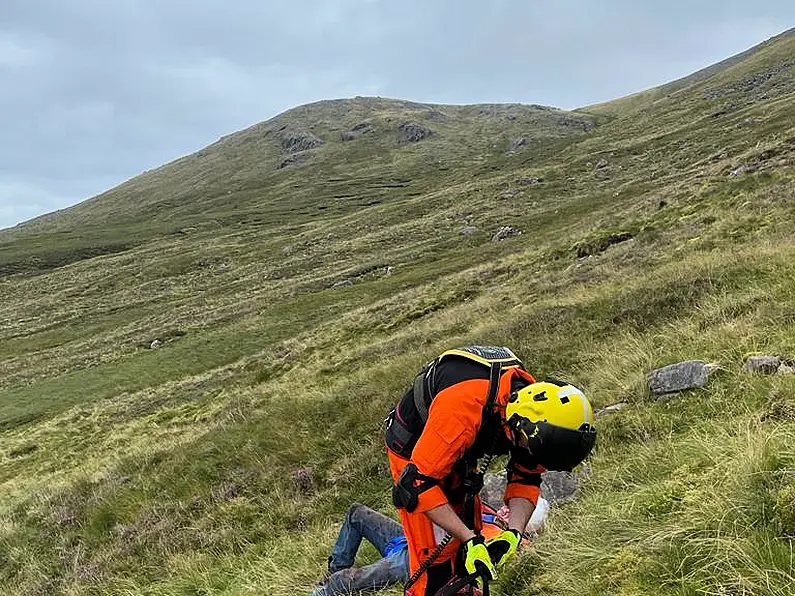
[385,345,525,460]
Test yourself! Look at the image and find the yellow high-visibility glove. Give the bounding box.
[486,529,522,568]
[462,534,496,580]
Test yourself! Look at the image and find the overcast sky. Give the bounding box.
[1,1,793,230]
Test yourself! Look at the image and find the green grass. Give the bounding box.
[1,29,795,596]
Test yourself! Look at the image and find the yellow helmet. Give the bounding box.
[505,380,596,471]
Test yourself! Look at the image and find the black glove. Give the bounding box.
[486,529,522,568]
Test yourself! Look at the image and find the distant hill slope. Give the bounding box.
[584,27,795,117]
[0,99,596,271]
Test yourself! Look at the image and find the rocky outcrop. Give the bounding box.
[341,122,375,141]
[278,129,324,153]
[277,152,312,170]
[398,122,433,143]
[704,62,794,99]
[573,232,633,258]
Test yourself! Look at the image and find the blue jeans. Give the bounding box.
[310,503,409,596]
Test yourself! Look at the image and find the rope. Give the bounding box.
[404,452,497,595]
[403,533,453,593]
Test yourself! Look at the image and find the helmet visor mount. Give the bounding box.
[508,415,597,472]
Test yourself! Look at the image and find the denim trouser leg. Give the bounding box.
[328,503,404,571]
[309,550,408,596]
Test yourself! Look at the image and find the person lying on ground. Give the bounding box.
[309,498,549,596]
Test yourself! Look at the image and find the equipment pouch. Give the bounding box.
[392,463,438,513]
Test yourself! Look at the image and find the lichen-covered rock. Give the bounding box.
[743,355,782,374]
[481,470,584,507]
[541,470,583,504]
[648,361,710,397]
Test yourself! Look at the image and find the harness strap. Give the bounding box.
[385,409,416,459]
[484,362,503,417]
[413,370,430,422]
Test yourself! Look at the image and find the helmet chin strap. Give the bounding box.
[505,415,534,452]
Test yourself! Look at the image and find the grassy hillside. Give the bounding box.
[1,30,795,596]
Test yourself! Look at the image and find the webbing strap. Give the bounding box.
[385,410,416,458]
[484,362,503,415]
[413,370,430,422]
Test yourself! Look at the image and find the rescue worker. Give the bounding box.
[384,346,596,595]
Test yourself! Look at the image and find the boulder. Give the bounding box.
[541,470,583,504]
[481,470,583,508]
[481,472,507,508]
[508,137,529,152]
[491,226,522,242]
[743,355,784,374]
[351,122,375,133]
[648,360,710,397]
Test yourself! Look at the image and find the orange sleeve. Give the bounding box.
[410,378,489,513]
[504,461,543,506]
[504,483,540,505]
